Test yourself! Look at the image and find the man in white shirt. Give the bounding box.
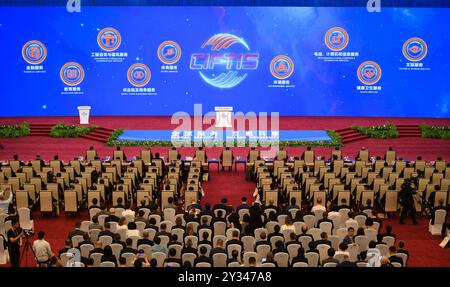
[311,198,326,213]
[0,189,13,214]
[122,208,136,219]
[32,231,55,266]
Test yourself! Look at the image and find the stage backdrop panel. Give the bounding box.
[0,6,449,117]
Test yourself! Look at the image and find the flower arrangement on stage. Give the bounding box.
[352,123,399,139]
[50,124,97,138]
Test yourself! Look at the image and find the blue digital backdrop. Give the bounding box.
[0,6,449,117]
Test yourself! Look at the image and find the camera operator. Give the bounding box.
[7,218,24,267]
[32,231,56,267]
[399,178,418,225]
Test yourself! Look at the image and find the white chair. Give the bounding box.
[256,244,271,262]
[169,244,183,259]
[182,253,197,266]
[110,243,123,261]
[392,262,402,267]
[159,220,173,231]
[323,262,337,267]
[100,261,116,267]
[172,228,186,243]
[152,252,167,267]
[98,215,108,227]
[274,252,289,267]
[121,252,136,266]
[135,221,146,236]
[80,221,92,233]
[115,208,125,217]
[429,210,447,235]
[143,228,157,241]
[60,253,73,267]
[345,220,359,231]
[212,235,226,247]
[303,215,316,229]
[117,228,127,242]
[319,222,333,236]
[307,228,321,241]
[89,208,101,221]
[293,222,305,235]
[138,244,153,258]
[80,244,94,258]
[99,235,113,248]
[227,244,242,259]
[338,208,350,226]
[197,244,211,257]
[242,236,255,253]
[382,236,396,247]
[185,235,198,248]
[329,235,340,251]
[396,253,408,267]
[254,228,268,241]
[292,262,308,267]
[265,221,279,234]
[213,253,227,267]
[200,215,213,225]
[305,252,319,267]
[313,210,324,223]
[90,252,103,267]
[124,213,135,224]
[364,229,378,243]
[186,221,199,232]
[228,262,240,267]
[333,253,346,263]
[336,228,348,244]
[196,262,212,267]
[149,215,161,226]
[264,208,277,218]
[287,244,300,262]
[355,215,367,229]
[89,229,101,244]
[159,235,170,248]
[226,228,240,241]
[238,209,250,221]
[348,243,358,262]
[316,244,330,263]
[129,235,141,250]
[270,236,284,250]
[214,209,226,218]
[214,222,226,236]
[376,244,389,257]
[71,235,84,248]
[163,208,176,223]
[277,214,288,225]
[355,235,369,252]
[18,207,34,231]
[109,222,118,233]
[243,252,257,265]
[356,262,369,267]
[328,214,342,234]
[298,236,313,251]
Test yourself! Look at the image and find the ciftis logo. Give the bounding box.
[127,64,151,87]
[403,37,427,62]
[60,62,85,86]
[97,27,121,52]
[270,55,294,79]
[158,41,182,65]
[22,40,47,65]
[357,61,382,85]
[190,33,259,89]
[325,27,349,51]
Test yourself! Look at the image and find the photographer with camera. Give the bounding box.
[32,231,56,267]
[399,178,418,225]
[7,218,24,267]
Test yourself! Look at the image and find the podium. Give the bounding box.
[215,106,233,128]
[77,106,91,124]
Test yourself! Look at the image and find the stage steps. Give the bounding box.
[80,127,114,143]
[334,127,368,144]
[29,124,53,136]
[397,125,422,137]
